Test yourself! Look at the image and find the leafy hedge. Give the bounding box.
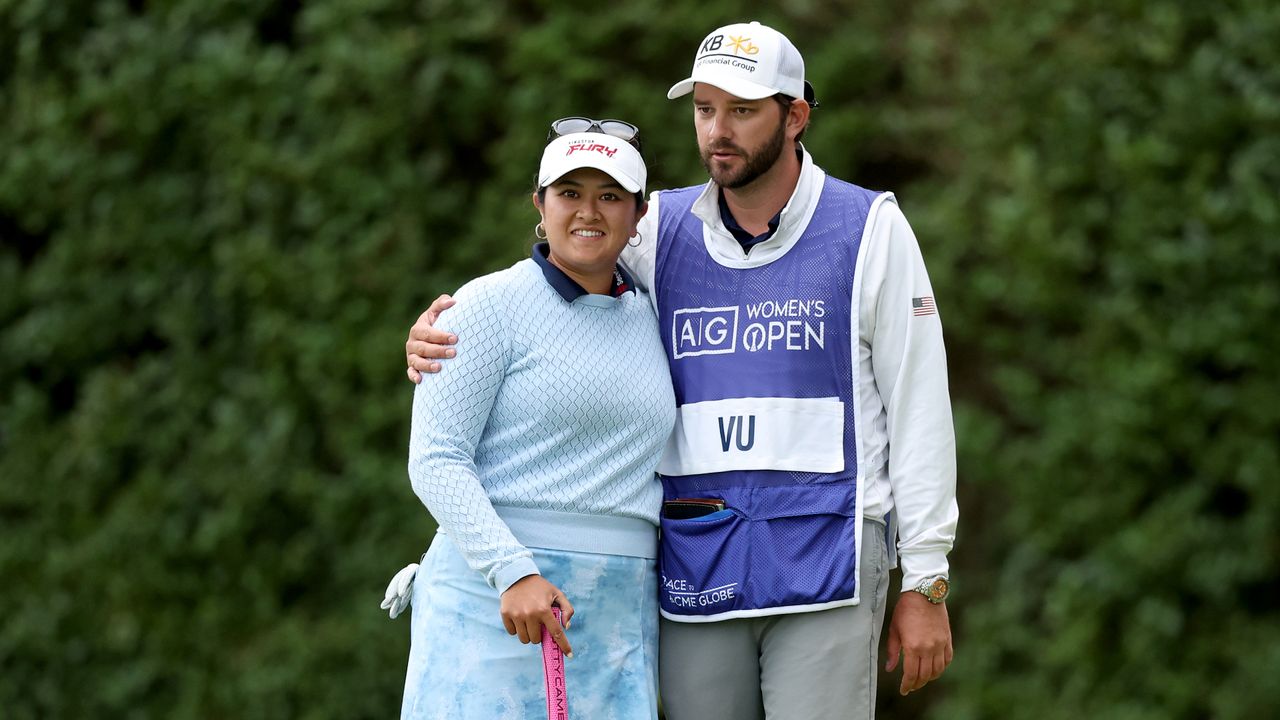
[1,1,1275,717]
[911,2,1280,718]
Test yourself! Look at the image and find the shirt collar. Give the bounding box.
[718,191,781,249]
[690,145,828,268]
[531,242,636,303]
[714,146,804,251]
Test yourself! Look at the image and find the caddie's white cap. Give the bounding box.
[667,21,814,103]
[537,132,646,195]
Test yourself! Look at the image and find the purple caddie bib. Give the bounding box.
[653,176,880,620]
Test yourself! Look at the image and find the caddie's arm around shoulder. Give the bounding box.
[406,293,459,381]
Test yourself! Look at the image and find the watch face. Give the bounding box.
[927,577,949,601]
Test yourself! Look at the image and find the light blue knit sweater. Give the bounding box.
[408,258,675,593]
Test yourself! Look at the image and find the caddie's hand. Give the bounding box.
[885,591,953,695]
[405,294,458,382]
[379,563,419,619]
[499,575,575,658]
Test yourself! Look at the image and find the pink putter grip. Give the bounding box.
[541,606,568,720]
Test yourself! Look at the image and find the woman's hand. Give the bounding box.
[499,575,576,658]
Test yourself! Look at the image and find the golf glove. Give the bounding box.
[380,563,419,619]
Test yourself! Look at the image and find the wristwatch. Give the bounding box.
[910,575,950,604]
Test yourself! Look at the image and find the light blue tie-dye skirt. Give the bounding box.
[400,533,659,720]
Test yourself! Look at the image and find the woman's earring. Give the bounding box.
[535,222,548,240]
[627,231,642,248]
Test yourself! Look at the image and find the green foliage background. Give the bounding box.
[2,0,1277,717]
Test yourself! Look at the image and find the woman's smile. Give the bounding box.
[536,167,646,294]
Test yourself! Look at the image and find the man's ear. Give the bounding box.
[787,99,810,142]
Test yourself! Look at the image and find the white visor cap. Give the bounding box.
[537,132,646,195]
[667,21,805,101]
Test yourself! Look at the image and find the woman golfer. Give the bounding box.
[397,118,673,720]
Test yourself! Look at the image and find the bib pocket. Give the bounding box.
[658,485,859,617]
[659,510,748,616]
[747,506,859,608]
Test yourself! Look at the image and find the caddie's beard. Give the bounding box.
[700,119,787,190]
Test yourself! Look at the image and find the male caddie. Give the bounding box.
[400,20,958,719]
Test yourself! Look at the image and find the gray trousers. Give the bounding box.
[658,520,891,720]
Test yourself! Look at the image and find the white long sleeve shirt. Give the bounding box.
[622,150,958,591]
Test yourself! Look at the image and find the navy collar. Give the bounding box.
[531,242,636,303]
[718,191,781,249]
[717,147,804,250]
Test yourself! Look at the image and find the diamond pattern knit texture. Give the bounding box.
[408,259,676,590]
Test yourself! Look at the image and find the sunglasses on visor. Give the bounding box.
[547,117,642,150]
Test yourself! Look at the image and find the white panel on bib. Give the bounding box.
[657,397,845,475]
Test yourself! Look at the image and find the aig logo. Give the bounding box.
[699,34,759,57]
[672,306,738,358]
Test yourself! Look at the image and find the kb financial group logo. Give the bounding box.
[695,33,762,75]
[672,300,827,359]
[699,33,760,58]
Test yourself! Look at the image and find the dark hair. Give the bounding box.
[773,93,810,143]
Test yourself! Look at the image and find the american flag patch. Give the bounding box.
[912,296,937,317]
